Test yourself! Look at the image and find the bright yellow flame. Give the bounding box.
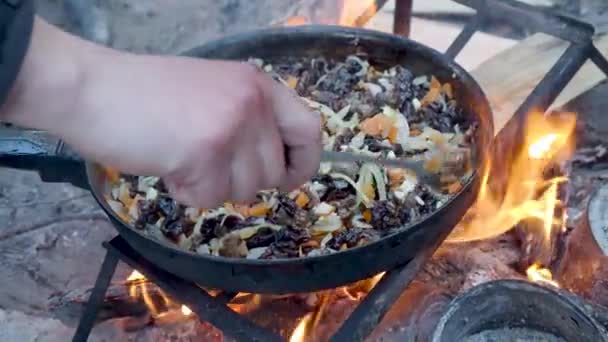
[181,305,193,316]
[526,263,560,287]
[447,111,576,243]
[344,272,386,300]
[125,270,172,318]
[290,313,314,342]
[529,134,559,159]
[127,270,144,281]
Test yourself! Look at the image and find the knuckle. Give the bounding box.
[236,67,266,108]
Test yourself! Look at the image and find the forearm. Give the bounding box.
[1,16,111,134]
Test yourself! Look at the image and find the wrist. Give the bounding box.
[1,17,106,135]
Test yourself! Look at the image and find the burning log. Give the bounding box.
[48,279,166,324]
[555,183,608,307]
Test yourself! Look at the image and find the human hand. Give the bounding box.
[70,54,321,207]
[2,18,321,208]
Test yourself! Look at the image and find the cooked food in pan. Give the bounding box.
[107,55,477,259]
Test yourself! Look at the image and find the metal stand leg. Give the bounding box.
[393,0,413,37]
[72,250,119,342]
[590,45,608,78]
[330,246,434,342]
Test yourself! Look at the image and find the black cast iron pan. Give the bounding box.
[0,25,493,294]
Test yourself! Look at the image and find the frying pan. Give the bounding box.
[0,25,493,294]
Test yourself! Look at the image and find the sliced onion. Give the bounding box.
[320,233,334,247]
[356,164,374,205]
[233,223,282,241]
[349,132,366,150]
[137,176,159,193]
[413,75,429,86]
[313,202,336,216]
[331,172,372,206]
[247,247,268,259]
[310,181,328,197]
[319,162,332,175]
[197,244,211,255]
[145,187,159,201]
[368,164,387,201]
[108,200,125,215]
[311,213,343,234]
[111,187,120,201]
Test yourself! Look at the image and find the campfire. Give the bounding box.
[112,1,588,338]
[4,1,608,342]
[117,109,577,340]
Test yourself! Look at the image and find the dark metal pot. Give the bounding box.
[431,279,608,342]
[0,25,493,294]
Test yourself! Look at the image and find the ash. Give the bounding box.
[462,328,566,342]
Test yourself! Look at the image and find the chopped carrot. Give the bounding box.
[421,76,443,106]
[249,203,271,217]
[360,114,394,138]
[117,210,130,222]
[447,182,462,194]
[387,168,406,187]
[430,76,441,90]
[424,157,442,173]
[442,83,454,99]
[105,167,120,183]
[286,76,298,89]
[235,204,253,217]
[295,192,310,208]
[387,126,399,144]
[301,240,320,249]
[362,209,372,223]
[119,189,134,208]
[421,87,440,106]
[225,202,249,217]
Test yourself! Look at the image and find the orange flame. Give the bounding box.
[285,15,309,26]
[447,111,576,243]
[446,111,576,287]
[289,272,384,340]
[283,0,378,27]
[290,313,314,342]
[125,270,195,319]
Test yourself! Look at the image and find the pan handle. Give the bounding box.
[0,126,89,190]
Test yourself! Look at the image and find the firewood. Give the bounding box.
[48,280,169,324]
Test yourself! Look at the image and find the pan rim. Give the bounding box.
[90,24,494,268]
